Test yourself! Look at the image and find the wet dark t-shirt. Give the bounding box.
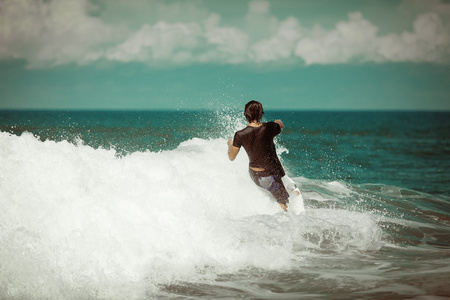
[232,122,285,177]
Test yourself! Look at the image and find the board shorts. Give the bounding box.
[249,169,289,205]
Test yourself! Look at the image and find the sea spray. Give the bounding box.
[0,131,385,299]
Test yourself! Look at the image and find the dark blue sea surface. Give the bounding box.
[1,110,449,299]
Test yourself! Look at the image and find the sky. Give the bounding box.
[1,0,450,111]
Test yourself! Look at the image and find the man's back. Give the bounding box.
[233,122,285,177]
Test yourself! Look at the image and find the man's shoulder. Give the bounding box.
[265,121,280,129]
[264,121,281,135]
[236,126,252,134]
[236,123,276,134]
[233,127,250,147]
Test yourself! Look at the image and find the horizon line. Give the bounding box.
[1,108,449,113]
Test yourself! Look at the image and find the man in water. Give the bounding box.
[227,100,290,211]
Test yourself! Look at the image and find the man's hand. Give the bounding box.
[274,119,284,129]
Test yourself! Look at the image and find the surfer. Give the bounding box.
[227,100,290,212]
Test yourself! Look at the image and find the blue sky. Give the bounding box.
[1,0,450,111]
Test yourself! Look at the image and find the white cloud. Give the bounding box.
[250,17,302,62]
[106,21,203,63]
[106,12,249,65]
[377,12,450,64]
[295,12,379,65]
[203,26,249,64]
[0,0,115,68]
[1,0,450,68]
[294,6,450,65]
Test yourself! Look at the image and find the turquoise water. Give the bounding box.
[1,110,449,299]
[2,110,448,194]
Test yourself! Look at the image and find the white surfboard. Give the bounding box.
[282,175,305,215]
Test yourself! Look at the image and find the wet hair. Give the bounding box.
[244,100,264,123]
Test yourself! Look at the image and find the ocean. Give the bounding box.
[1,110,449,299]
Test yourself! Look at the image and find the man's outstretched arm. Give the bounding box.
[227,138,240,161]
[274,119,284,129]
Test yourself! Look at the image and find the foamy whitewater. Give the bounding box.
[1,111,449,299]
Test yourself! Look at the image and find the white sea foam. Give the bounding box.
[0,131,383,299]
